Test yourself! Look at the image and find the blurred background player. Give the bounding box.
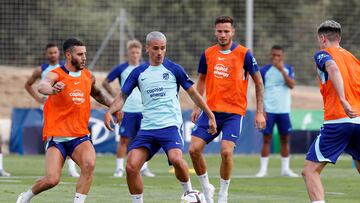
[104,31,217,203]
[17,38,113,203]
[189,16,266,203]
[24,43,80,178]
[302,20,360,203]
[256,45,298,178]
[102,40,154,178]
[0,124,10,176]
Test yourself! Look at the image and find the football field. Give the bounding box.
[2,154,359,203]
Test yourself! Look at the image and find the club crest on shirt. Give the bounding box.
[163,73,169,80]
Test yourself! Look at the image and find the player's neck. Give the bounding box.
[128,61,140,66]
[64,63,79,72]
[218,41,233,51]
[48,60,59,66]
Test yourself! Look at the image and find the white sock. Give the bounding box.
[219,178,230,195]
[198,172,211,191]
[22,189,35,201]
[259,157,269,173]
[74,193,87,203]
[131,194,143,203]
[180,180,192,192]
[0,153,3,170]
[281,157,290,172]
[140,162,148,171]
[116,158,124,170]
[312,201,325,203]
[68,159,77,171]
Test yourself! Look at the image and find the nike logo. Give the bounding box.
[218,57,226,61]
[230,134,237,138]
[140,78,147,81]
[74,82,80,85]
[175,142,182,145]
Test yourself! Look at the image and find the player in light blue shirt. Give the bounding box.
[256,45,298,178]
[102,40,154,178]
[104,31,217,203]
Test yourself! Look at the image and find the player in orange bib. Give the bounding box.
[189,16,266,203]
[17,38,114,203]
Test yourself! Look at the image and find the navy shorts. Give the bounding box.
[192,112,243,144]
[306,123,360,164]
[119,112,142,139]
[127,126,183,163]
[47,135,91,160]
[263,113,292,135]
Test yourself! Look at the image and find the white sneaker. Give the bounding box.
[141,168,155,177]
[203,184,215,203]
[255,170,267,178]
[113,168,124,177]
[16,192,29,203]
[218,192,228,203]
[281,169,299,177]
[68,168,80,178]
[0,169,11,177]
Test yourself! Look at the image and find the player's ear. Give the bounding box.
[145,44,150,53]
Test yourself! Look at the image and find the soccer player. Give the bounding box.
[302,20,360,203]
[24,43,80,178]
[102,40,154,178]
[189,16,266,203]
[255,45,298,178]
[0,126,10,176]
[104,31,217,203]
[17,38,113,203]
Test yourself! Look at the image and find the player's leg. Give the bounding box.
[167,148,192,192]
[67,158,80,177]
[16,146,65,203]
[302,160,327,202]
[114,135,129,177]
[0,134,10,176]
[256,113,275,177]
[71,138,96,203]
[126,147,148,203]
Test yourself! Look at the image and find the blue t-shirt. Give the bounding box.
[40,60,64,80]
[314,50,332,85]
[260,64,294,113]
[122,58,194,130]
[106,62,143,112]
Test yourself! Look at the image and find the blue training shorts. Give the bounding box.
[47,135,91,160]
[306,123,360,164]
[127,126,184,163]
[263,112,292,135]
[119,112,142,139]
[192,112,243,144]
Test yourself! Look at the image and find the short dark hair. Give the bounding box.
[63,38,85,53]
[271,45,284,52]
[317,20,341,42]
[215,16,234,26]
[45,43,58,50]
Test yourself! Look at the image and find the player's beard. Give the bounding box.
[71,58,83,71]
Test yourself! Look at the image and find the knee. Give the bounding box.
[280,136,289,145]
[263,136,272,144]
[301,164,316,179]
[126,161,140,175]
[168,156,184,167]
[120,137,128,146]
[221,149,233,161]
[188,145,201,157]
[81,159,95,174]
[45,176,60,188]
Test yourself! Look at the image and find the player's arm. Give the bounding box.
[104,92,128,131]
[25,67,46,103]
[325,60,357,118]
[251,71,266,129]
[91,75,112,107]
[192,53,207,122]
[279,66,295,89]
[102,78,116,98]
[38,72,64,95]
[187,86,217,135]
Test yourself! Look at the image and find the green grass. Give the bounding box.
[1,154,359,202]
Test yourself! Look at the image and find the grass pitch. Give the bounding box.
[1,154,359,202]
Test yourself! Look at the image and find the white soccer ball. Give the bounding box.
[181,190,206,203]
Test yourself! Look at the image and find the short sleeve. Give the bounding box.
[106,63,127,82]
[314,51,333,72]
[286,65,295,79]
[197,53,207,74]
[174,65,194,90]
[121,69,139,96]
[244,50,259,76]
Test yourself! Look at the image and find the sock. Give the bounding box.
[22,189,35,202]
[312,201,325,203]
[74,193,87,203]
[0,153,3,170]
[281,157,290,172]
[140,162,148,172]
[68,159,77,171]
[131,194,143,203]
[198,172,211,191]
[180,180,192,192]
[259,157,269,173]
[219,178,230,195]
[116,158,124,170]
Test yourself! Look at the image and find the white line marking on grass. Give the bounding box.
[4,176,41,179]
[59,182,76,185]
[0,179,21,183]
[325,192,345,195]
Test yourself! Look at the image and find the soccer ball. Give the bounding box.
[181,190,206,203]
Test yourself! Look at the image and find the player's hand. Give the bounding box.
[38,97,47,104]
[104,111,116,131]
[207,114,217,135]
[52,82,65,94]
[341,100,358,118]
[255,112,266,130]
[273,60,284,71]
[113,111,124,124]
[191,107,201,123]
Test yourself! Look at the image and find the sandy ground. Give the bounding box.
[0,65,323,119]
